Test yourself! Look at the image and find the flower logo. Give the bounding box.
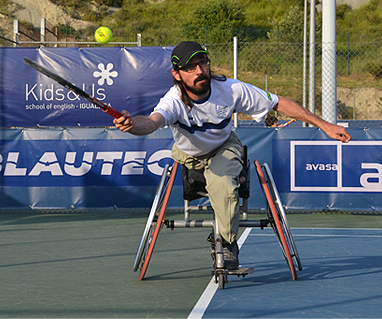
[93,63,118,86]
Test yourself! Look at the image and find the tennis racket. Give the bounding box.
[23,57,123,119]
[281,119,296,127]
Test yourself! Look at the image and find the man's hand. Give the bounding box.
[322,122,352,143]
[113,110,136,132]
[113,111,165,136]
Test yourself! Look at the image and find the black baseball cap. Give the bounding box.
[171,41,209,68]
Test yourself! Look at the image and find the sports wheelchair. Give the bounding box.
[133,147,302,289]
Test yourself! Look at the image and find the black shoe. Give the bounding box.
[222,240,239,270]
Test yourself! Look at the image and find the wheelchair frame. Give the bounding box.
[133,158,302,289]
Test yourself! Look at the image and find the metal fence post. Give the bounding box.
[40,18,46,47]
[353,88,356,120]
[303,0,308,115]
[309,0,316,121]
[204,26,207,48]
[322,0,337,124]
[233,36,238,128]
[347,33,350,77]
[276,28,279,74]
[13,20,19,47]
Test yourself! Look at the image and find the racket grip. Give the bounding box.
[104,106,123,119]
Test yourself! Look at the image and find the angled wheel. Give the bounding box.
[133,161,179,280]
[133,163,170,273]
[262,163,302,272]
[254,160,300,280]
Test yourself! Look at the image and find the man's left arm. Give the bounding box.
[274,96,352,143]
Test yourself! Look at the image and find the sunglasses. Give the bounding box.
[179,59,210,73]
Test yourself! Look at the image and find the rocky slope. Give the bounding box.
[1,0,91,41]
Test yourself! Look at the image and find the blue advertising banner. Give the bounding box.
[275,140,382,192]
[0,46,174,127]
[0,139,174,187]
[0,125,381,211]
[271,131,382,211]
[0,127,180,209]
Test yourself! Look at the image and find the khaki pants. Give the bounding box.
[172,131,244,243]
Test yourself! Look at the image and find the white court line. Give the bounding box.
[237,227,252,248]
[187,227,252,319]
[249,232,382,238]
[295,234,382,238]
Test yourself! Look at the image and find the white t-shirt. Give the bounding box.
[152,77,279,157]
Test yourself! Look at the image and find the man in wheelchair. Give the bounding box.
[114,41,351,270]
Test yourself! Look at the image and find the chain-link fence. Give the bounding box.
[206,41,382,127]
[0,19,140,47]
[42,19,77,47]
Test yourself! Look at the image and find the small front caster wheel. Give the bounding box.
[218,273,226,289]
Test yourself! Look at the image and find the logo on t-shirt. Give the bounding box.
[216,105,229,117]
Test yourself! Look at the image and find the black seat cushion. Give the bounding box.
[181,162,250,201]
[181,165,207,201]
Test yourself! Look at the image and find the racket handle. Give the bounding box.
[88,96,123,119]
[103,106,123,119]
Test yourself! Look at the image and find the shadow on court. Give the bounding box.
[1,210,382,318]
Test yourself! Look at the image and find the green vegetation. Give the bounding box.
[102,0,381,45]
[1,0,381,44]
[335,0,382,42]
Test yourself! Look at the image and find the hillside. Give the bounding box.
[1,0,381,45]
[0,0,93,41]
[11,0,91,29]
[337,0,370,7]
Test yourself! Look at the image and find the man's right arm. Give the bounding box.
[113,110,165,136]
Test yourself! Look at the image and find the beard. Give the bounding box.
[181,74,211,97]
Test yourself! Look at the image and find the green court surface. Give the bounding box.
[0,209,381,318]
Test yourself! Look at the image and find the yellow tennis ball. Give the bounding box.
[95,27,112,44]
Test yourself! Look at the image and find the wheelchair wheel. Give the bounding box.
[218,273,226,290]
[263,163,302,272]
[133,163,170,272]
[254,160,299,280]
[133,162,179,280]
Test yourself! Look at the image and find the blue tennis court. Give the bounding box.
[190,227,382,319]
[1,211,382,318]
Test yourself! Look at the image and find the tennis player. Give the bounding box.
[114,41,351,269]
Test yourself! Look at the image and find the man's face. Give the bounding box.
[172,53,211,100]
